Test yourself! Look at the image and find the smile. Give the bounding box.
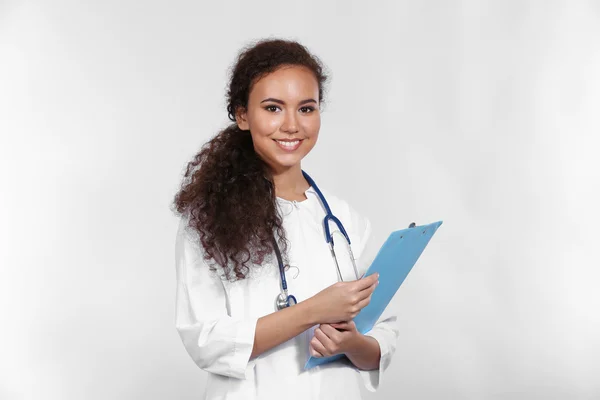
[274,139,302,151]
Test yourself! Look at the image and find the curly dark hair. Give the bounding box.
[172,38,328,281]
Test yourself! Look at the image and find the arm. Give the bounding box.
[175,216,319,379]
[251,300,317,359]
[345,333,381,370]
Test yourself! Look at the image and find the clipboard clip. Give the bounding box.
[409,222,416,228]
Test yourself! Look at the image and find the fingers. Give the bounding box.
[308,342,324,358]
[330,322,348,330]
[309,343,324,358]
[353,272,379,291]
[331,320,356,331]
[316,324,352,355]
[314,327,335,347]
[357,280,378,302]
[330,322,349,330]
[320,324,342,341]
[360,278,378,293]
[311,329,333,356]
[356,293,373,310]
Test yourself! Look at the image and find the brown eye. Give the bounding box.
[265,105,280,112]
[300,106,315,113]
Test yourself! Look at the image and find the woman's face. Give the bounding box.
[235,65,321,174]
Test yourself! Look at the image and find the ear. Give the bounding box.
[235,107,250,131]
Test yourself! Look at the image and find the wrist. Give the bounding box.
[343,331,366,356]
[344,334,381,371]
[297,298,319,327]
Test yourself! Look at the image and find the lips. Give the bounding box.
[274,139,302,152]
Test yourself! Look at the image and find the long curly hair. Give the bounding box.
[172,38,328,281]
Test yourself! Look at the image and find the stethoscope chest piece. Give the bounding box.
[275,292,297,311]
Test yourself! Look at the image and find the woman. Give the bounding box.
[172,38,399,399]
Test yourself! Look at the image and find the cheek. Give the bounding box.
[301,115,321,137]
[250,111,280,136]
[252,136,272,155]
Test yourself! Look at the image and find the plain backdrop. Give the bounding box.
[1,1,599,399]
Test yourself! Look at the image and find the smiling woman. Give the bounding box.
[235,65,321,176]
[173,40,329,280]
[170,38,399,399]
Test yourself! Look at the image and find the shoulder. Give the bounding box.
[176,212,219,270]
[175,213,230,281]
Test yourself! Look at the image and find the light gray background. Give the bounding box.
[1,1,599,399]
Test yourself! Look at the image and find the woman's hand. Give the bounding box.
[306,273,379,324]
[309,320,361,357]
[309,320,382,370]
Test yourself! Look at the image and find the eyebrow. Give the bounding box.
[260,98,317,106]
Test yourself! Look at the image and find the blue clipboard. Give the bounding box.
[304,220,443,369]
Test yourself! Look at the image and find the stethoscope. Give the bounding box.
[274,170,360,311]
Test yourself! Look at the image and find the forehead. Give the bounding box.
[250,65,319,100]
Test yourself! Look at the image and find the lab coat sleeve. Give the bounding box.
[351,211,400,393]
[174,216,259,380]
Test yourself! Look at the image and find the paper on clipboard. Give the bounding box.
[304,220,443,370]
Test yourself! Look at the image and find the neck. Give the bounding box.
[271,164,309,198]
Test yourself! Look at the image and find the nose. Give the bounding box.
[280,109,299,134]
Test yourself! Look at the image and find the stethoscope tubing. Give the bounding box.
[274,170,356,310]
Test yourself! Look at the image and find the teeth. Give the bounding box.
[277,140,299,148]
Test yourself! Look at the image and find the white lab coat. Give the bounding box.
[174,186,399,400]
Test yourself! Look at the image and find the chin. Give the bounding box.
[270,156,303,170]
